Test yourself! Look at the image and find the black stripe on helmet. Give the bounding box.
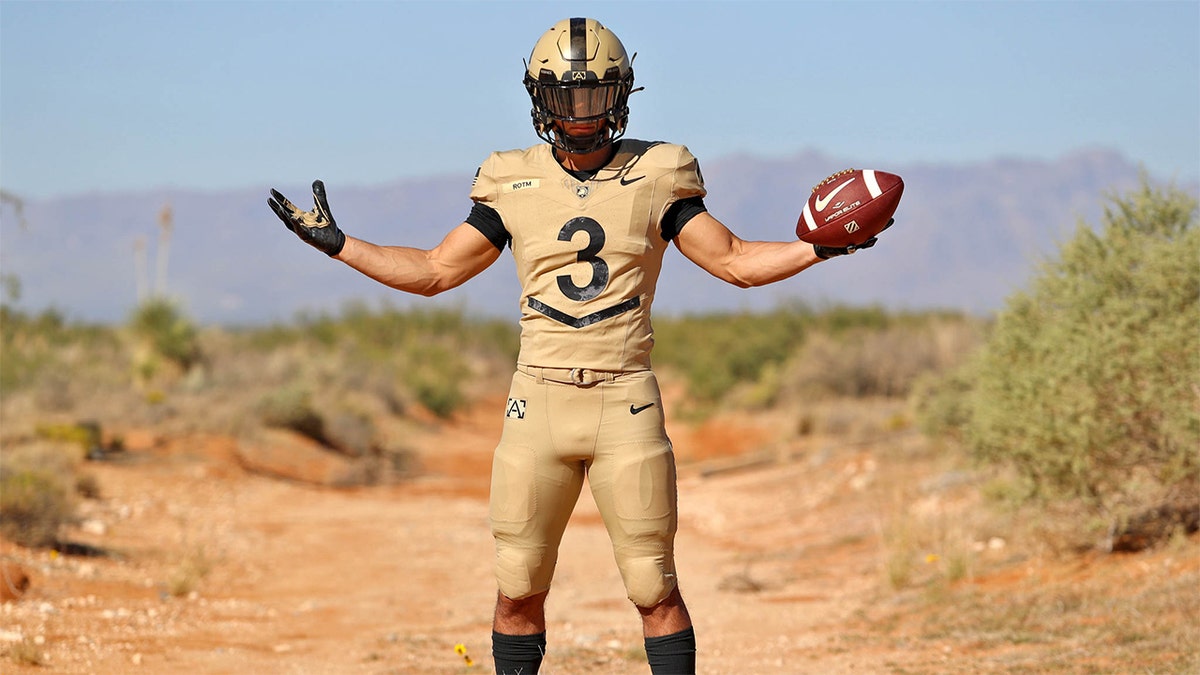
[568,17,586,69]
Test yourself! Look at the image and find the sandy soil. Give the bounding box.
[2,393,1196,674]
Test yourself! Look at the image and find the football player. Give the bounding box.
[268,17,883,675]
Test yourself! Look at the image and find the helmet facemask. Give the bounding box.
[525,71,634,154]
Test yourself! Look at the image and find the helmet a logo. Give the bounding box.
[572,71,587,81]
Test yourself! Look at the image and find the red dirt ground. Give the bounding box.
[2,392,1196,674]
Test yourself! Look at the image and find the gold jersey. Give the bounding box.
[470,140,706,372]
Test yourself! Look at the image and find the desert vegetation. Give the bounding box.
[0,179,1196,672]
[914,178,1199,552]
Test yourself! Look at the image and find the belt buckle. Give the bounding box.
[569,368,585,385]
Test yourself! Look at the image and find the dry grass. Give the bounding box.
[856,416,1200,675]
[166,544,213,598]
[0,442,81,548]
[898,547,1200,674]
[6,637,45,667]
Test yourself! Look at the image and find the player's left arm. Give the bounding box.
[674,210,892,288]
[672,211,825,288]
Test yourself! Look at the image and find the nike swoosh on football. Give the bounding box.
[620,175,645,186]
[814,178,856,212]
[629,403,655,415]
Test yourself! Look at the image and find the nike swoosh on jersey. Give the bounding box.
[629,403,655,415]
[814,178,856,212]
[619,175,645,186]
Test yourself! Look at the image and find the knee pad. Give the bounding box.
[616,549,678,608]
[493,542,553,601]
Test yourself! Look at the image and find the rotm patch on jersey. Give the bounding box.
[503,179,541,193]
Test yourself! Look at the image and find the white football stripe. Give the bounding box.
[801,202,817,231]
[864,169,882,198]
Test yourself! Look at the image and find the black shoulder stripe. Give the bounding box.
[466,201,510,251]
[662,196,707,241]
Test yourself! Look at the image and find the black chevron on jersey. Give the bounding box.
[528,296,640,329]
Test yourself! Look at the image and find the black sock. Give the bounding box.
[492,630,546,675]
[645,626,696,675]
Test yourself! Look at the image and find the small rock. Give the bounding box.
[81,519,107,536]
[717,572,766,593]
[0,562,31,602]
[235,429,362,486]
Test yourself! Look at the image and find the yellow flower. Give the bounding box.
[925,553,940,564]
[454,644,467,656]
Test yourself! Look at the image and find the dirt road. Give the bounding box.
[2,395,1195,674]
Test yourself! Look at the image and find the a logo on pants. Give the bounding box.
[505,398,526,419]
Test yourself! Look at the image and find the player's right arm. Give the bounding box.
[335,224,500,297]
[268,180,501,297]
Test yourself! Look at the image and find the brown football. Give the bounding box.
[797,169,903,247]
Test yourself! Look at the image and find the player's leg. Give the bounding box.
[494,589,549,634]
[587,371,696,674]
[637,585,692,635]
[590,438,696,673]
[489,372,588,673]
[490,444,580,673]
[638,586,696,674]
[490,438,581,616]
[493,590,549,675]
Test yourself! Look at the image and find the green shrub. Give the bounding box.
[294,301,519,363]
[129,298,201,370]
[653,305,976,410]
[651,307,813,404]
[933,179,1199,525]
[0,461,75,548]
[788,318,983,399]
[405,342,469,418]
[256,385,325,440]
[0,306,118,392]
[286,302,518,418]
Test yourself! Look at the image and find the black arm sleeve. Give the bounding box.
[465,202,510,250]
[661,196,708,241]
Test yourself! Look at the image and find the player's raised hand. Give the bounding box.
[267,180,346,256]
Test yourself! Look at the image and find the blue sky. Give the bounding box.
[2,0,1197,201]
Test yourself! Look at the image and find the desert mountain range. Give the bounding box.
[2,147,1191,325]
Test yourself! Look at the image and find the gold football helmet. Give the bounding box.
[524,18,637,154]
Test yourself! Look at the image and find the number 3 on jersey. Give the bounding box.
[557,217,609,302]
[526,216,637,329]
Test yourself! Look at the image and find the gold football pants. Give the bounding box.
[490,367,679,608]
